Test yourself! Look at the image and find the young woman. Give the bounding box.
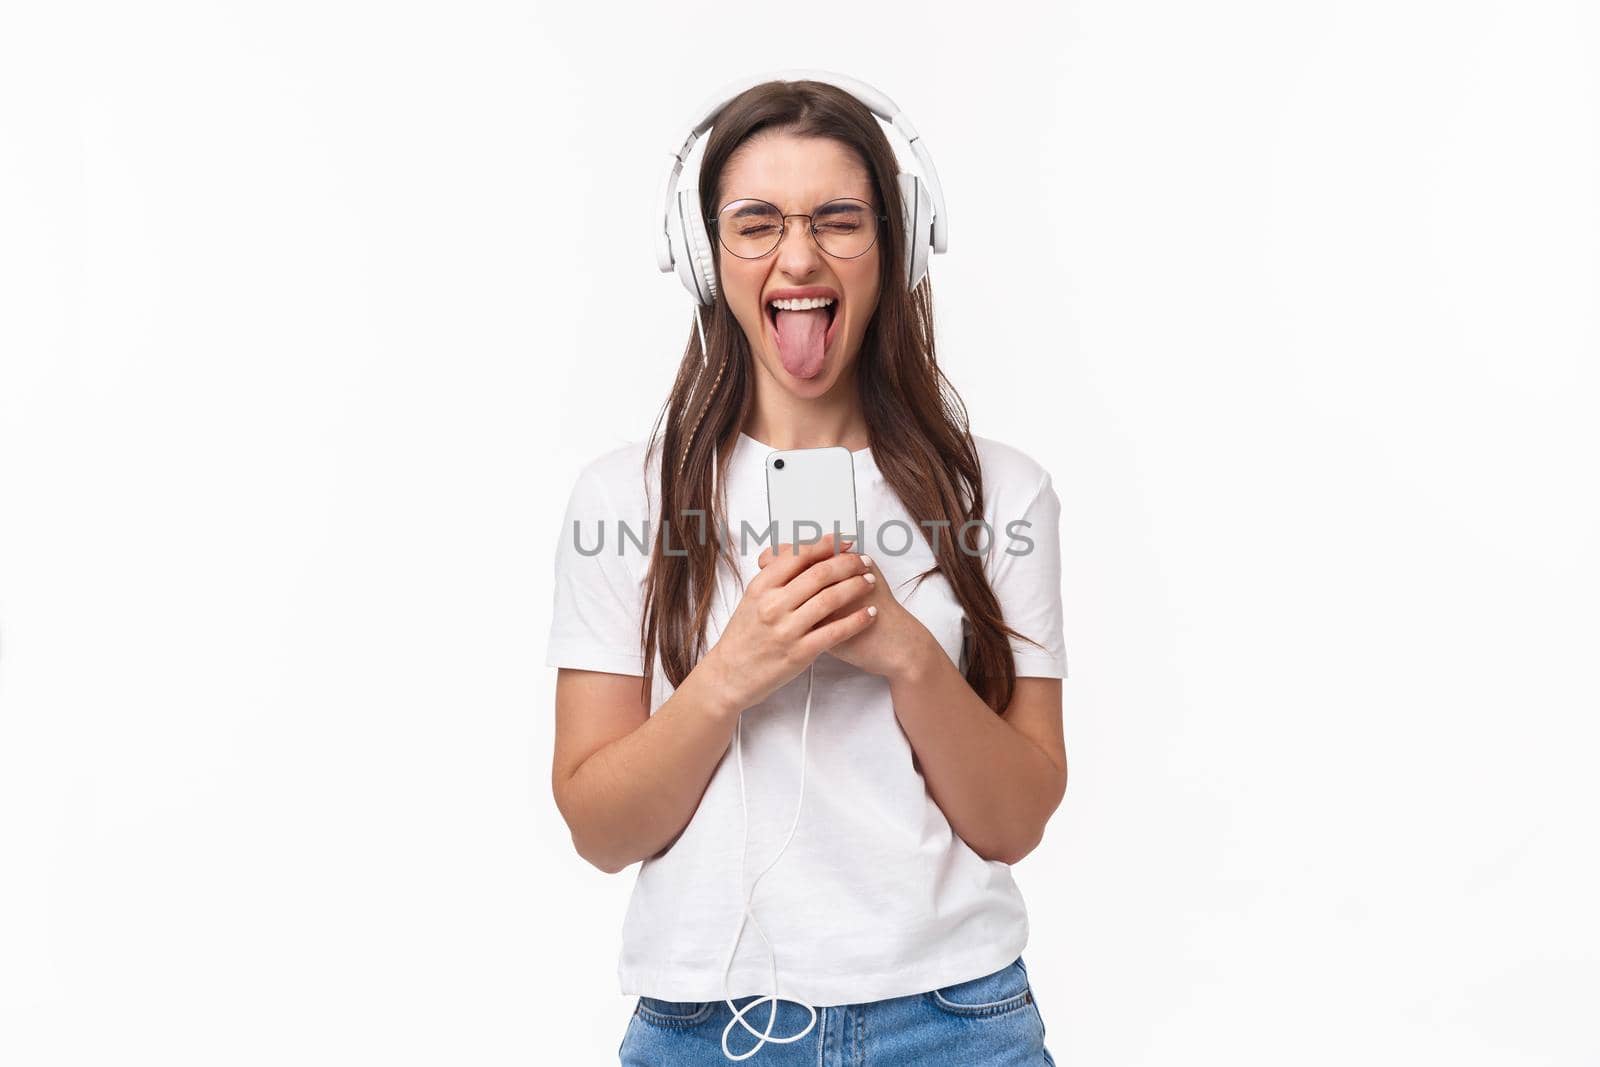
[547,76,1067,1065]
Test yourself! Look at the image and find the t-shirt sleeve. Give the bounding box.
[988,469,1069,679]
[544,464,647,677]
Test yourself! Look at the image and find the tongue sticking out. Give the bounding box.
[772,308,831,379]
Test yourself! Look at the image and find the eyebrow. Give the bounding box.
[816,200,865,217]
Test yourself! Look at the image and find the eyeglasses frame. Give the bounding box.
[707,197,891,260]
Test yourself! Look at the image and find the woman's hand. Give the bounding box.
[700,532,879,713]
[759,541,938,683]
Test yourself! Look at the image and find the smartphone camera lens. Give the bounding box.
[773,458,785,470]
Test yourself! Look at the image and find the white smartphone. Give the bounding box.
[764,445,860,554]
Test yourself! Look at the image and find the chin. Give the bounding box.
[761,357,823,391]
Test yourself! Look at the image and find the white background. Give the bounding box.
[2,1,1596,1064]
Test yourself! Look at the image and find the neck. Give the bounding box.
[744,362,870,452]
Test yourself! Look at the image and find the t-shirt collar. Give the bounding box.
[730,430,878,474]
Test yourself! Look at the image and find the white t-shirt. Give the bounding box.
[545,430,1068,1006]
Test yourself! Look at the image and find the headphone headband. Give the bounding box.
[653,68,949,279]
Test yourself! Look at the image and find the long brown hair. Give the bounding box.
[636,79,1045,713]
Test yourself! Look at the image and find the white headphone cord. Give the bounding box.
[717,661,818,1060]
[696,305,819,1058]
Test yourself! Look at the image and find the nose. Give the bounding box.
[774,218,823,277]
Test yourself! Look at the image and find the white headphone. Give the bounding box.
[655,67,950,305]
[653,70,946,1060]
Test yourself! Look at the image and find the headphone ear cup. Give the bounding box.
[897,172,932,292]
[674,189,719,306]
[666,190,699,304]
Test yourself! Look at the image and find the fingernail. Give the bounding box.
[867,605,878,617]
[863,572,876,585]
[859,554,873,568]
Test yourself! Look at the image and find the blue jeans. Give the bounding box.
[619,955,1057,1065]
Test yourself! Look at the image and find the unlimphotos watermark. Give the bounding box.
[567,513,1036,559]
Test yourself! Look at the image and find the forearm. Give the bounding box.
[887,636,1065,864]
[559,662,741,873]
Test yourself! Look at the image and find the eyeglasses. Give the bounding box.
[709,197,889,260]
